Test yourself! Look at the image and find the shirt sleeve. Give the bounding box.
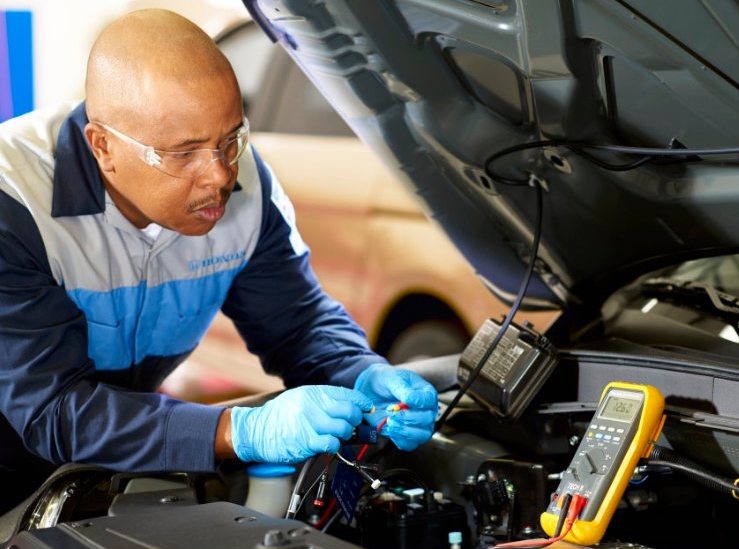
[221,150,388,389]
[0,189,223,472]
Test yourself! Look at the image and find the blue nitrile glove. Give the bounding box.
[354,364,438,451]
[230,385,373,463]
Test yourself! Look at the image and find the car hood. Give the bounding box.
[243,0,739,309]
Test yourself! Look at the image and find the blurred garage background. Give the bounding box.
[0,0,555,402]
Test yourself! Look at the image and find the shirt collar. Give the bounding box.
[51,102,106,217]
[51,101,242,218]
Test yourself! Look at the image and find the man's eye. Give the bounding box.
[166,151,197,167]
[172,151,196,159]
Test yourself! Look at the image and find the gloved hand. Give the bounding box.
[230,385,373,463]
[354,364,438,451]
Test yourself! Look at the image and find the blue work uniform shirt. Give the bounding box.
[0,102,385,474]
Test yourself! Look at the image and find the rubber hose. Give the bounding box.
[649,446,738,496]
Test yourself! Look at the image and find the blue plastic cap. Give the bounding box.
[247,463,296,478]
[448,531,463,544]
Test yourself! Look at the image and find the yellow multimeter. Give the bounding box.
[540,381,665,546]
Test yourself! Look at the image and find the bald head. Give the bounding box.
[86,9,237,126]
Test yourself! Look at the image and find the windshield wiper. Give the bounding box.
[642,277,739,321]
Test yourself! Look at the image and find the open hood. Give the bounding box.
[243,0,739,308]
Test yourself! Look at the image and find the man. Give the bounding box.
[0,9,437,511]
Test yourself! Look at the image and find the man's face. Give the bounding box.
[97,70,245,236]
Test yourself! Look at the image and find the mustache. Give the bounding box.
[186,187,232,213]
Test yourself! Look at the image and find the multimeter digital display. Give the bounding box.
[540,382,665,546]
[600,395,640,422]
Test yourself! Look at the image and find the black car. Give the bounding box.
[3,2,738,548]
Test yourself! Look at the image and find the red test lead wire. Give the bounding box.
[377,402,410,433]
[313,498,337,529]
[361,402,409,459]
[492,494,588,548]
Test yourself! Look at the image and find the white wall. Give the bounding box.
[3,0,127,108]
[3,0,247,109]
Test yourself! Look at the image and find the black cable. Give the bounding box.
[649,460,738,494]
[484,140,560,185]
[435,180,544,432]
[285,456,316,519]
[320,507,343,533]
[578,144,739,156]
[565,146,654,171]
[553,493,571,538]
[484,139,653,184]
[483,139,739,188]
[649,446,739,496]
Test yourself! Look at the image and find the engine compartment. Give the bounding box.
[3,347,737,549]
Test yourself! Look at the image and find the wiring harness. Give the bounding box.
[285,402,413,531]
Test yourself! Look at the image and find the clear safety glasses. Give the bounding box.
[97,118,250,179]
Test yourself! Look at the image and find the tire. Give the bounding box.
[385,319,468,364]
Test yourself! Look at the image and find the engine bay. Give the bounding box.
[3,336,737,549]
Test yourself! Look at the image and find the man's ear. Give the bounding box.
[85,122,115,173]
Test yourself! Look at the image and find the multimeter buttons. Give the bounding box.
[540,382,665,546]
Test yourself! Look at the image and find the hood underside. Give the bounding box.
[244,0,739,308]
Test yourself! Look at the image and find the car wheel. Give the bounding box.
[385,319,468,364]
